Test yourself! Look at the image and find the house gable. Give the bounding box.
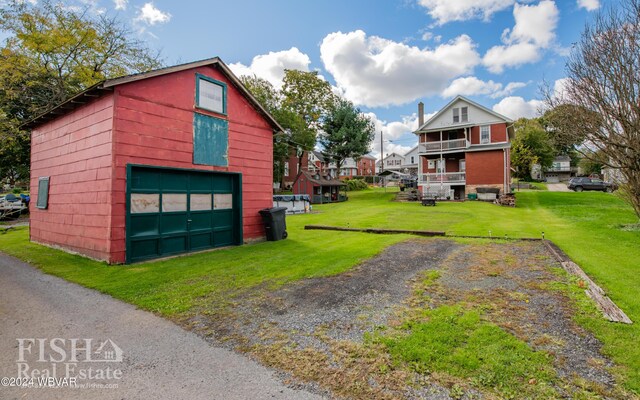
[416,95,512,133]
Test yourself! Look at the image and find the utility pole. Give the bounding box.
[380,130,384,188]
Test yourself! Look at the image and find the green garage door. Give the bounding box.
[126,165,242,263]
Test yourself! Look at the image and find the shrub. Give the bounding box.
[345,178,368,191]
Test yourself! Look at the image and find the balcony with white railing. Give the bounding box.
[419,172,466,185]
[419,138,470,154]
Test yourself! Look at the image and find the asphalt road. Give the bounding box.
[0,253,322,400]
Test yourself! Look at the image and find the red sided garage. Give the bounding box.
[26,58,282,263]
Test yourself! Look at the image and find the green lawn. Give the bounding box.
[0,189,638,393]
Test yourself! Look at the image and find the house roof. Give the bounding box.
[414,95,513,133]
[23,57,285,132]
[312,151,325,162]
[295,170,346,187]
[554,155,571,162]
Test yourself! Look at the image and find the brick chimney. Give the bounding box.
[418,102,424,127]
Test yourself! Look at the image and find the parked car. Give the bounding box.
[567,177,617,192]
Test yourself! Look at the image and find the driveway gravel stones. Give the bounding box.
[190,238,623,399]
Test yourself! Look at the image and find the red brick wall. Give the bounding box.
[109,65,273,263]
[470,123,507,144]
[465,150,505,185]
[30,95,115,261]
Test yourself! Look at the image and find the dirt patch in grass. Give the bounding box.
[185,239,627,399]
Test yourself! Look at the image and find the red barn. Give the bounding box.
[26,58,282,263]
[414,95,514,199]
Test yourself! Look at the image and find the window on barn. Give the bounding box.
[36,177,50,209]
[194,74,229,166]
[196,74,226,114]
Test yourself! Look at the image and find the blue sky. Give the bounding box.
[61,0,614,156]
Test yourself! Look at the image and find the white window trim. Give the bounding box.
[480,125,491,144]
[461,106,468,122]
[427,159,435,169]
[453,107,459,123]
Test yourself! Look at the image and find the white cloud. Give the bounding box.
[320,30,480,107]
[492,96,544,119]
[365,112,432,159]
[114,0,127,10]
[228,48,311,89]
[483,0,559,73]
[577,0,600,11]
[135,2,171,25]
[442,76,526,98]
[417,0,516,25]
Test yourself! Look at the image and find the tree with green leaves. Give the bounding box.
[511,118,555,180]
[281,69,337,171]
[240,75,307,186]
[319,100,375,177]
[544,0,640,218]
[0,0,162,184]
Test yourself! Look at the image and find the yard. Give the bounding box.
[0,189,638,398]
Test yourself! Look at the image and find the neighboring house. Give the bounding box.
[27,58,283,263]
[543,155,572,183]
[403,146,419,175]
[327,154,376,179]
[376,148,419,176]
[292,170,347,204]
[413,96,514,199]
[380,153,405,172]
[284,150,376,186]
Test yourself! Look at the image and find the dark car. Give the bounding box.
[567,177,617,192]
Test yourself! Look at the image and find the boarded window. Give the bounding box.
[162,193,187,212]
[36,177,50,209]
[190,194,212,211]
[214,193,233,209]
[131,193,159,213]
[193,113,228,166]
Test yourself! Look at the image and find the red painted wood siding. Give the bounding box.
[110,65,273,263]
[30,95,115,261]
[465,150,505,185]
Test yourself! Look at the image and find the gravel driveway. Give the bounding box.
[189,239,621,399]
[547,183,572,192]
[0,253,321,400]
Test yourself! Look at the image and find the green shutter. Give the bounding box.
[193,113,228,166]
[36,177,50,209]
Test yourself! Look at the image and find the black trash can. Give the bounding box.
[259,207,288,241]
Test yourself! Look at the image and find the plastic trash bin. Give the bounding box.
[259,207,288,241]
[467,193,477,200]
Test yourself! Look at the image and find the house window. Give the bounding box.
[410,156,415,164]
[36,176,50,209]
[480,125,491,144]
[461,107,468,122]
[284,161,290,177]
[196,74,227,115]
[427,159,435,169]
[453,107,459,123]
[436,159,445,173]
